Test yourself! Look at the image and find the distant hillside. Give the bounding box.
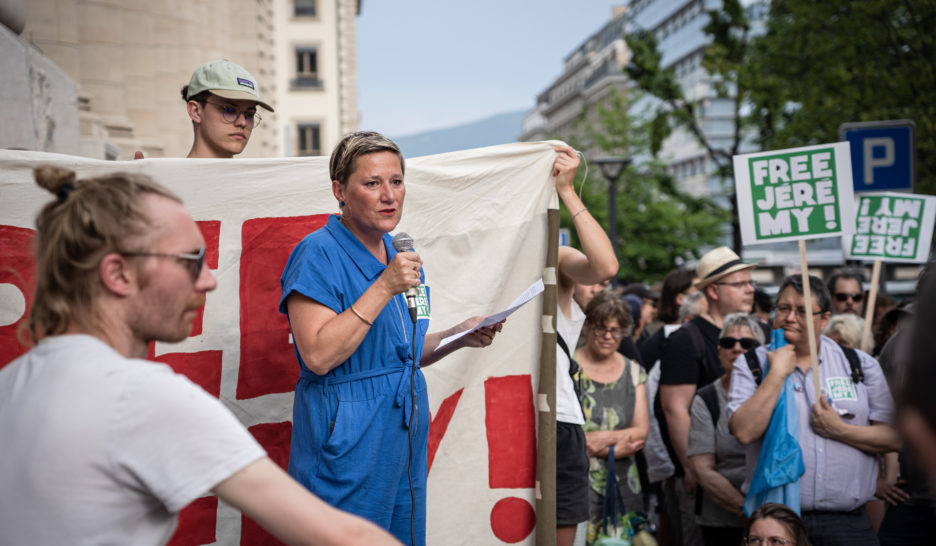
[390,109,527,157]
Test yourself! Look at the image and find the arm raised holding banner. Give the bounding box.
[555,146,619,298]
[552,145,619,546]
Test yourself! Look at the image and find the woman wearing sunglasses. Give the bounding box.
[687,313,764,545]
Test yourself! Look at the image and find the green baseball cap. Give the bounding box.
[186,60,274,112]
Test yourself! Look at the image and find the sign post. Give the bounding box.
[734,142,856,397]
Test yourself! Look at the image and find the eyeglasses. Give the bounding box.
[834,292,863,303]
[592,326,625,340]
[715,280,757,289]
[121,247,206,281]
[744,536,795,545]
[775,304,824,320]
[719,337,759,350]
[205,101,261,127]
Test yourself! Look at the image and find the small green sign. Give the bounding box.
[415,285,430,320]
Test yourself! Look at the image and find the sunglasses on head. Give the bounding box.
[719,336,759,350]
[834,292,863,302]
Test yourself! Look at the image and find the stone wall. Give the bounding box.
[0,21,80,155]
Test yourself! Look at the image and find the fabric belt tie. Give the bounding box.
[298,363,418,429]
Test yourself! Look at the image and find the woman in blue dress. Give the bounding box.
[279,131,502,545]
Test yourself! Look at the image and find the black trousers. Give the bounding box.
[802,509,878,546]
[878,503,936,546]
[700,524,743,546]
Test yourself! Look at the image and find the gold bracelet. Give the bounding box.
[571,207,588,220]
[349,305,373,326]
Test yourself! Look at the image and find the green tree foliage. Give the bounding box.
[750,0,936,195]
[560,91,728,283]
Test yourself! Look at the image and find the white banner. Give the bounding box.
[0,142,560,545]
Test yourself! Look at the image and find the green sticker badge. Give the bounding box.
[415,285,430,321]
[826,377,858,402]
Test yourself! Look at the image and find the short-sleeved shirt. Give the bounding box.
[659,315,723,388]
[279,214,429,376]
[0,335,266,546]
[688,379,746,528]
[656,315,723,475]
[726,336,896,511]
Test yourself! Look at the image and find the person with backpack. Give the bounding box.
[657,247,758,546]
[727,274,900,545]
[687,313,764,545]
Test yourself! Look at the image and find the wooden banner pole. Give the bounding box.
[860,260,882,353]
[798,240,822,399]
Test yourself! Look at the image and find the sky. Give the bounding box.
[356,1,627,138]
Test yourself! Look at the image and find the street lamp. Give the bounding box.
[591,156,632,258]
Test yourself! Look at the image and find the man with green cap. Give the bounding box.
[181,59,274,158]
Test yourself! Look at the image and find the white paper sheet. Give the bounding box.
[437,278,544,348]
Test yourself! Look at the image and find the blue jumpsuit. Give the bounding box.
[279,215,430,545]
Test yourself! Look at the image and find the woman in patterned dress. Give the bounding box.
[575,290,649,544]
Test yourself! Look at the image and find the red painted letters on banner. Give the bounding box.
[0,226,36,368]
[237,215,328,399]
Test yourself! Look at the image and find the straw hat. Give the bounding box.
[695,247,757,289]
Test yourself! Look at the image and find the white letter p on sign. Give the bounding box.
[863,137,895,184]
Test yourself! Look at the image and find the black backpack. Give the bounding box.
[742,343,864,386]
[557,333,583,401]
[692,342,864,515]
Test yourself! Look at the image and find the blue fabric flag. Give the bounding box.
[743,330,805,516]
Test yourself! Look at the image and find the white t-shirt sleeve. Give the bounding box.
[109,363,266,513]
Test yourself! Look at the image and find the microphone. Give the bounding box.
[392,232,419,323]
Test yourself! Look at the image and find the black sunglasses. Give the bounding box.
[719,337,759,350]
[834,292,864,303]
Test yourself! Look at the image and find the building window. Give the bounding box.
[292,47,322,89]
[297,123,321,156]
[294,0,316,17]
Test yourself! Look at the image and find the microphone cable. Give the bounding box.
[407,305,417,546]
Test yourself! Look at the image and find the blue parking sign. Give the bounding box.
[839,120,915,193]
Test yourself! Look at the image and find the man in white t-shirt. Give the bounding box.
[0,166,397,546]
[553,147,619,546]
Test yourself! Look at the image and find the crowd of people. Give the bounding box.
[0,57,934,546]
[557,243,931,545]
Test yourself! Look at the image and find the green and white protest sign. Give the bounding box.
[844,192,936,263]
[734,142,856,246]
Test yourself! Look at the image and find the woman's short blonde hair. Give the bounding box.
[329,131,404,186]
